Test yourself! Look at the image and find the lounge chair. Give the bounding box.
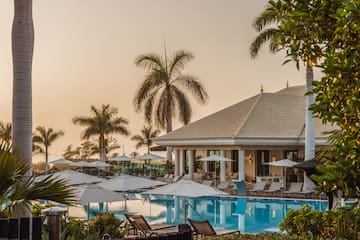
[172,175,182,182]
[262,182,281,195]
[247,181,266,196]
[124,213,176,237]
[217,181,230,191]
[188,218,240,238]
[282,182,303,197]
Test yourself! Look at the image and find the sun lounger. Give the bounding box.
[247,181,266,196]
[262,182,281,195]
[282,182,303,196]
[202,180,213,187]
[217,181,230,190]
[124,213,176,237]
[188,218,240,238]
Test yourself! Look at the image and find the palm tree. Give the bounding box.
[0,122,12,144]
[134,49,208,162]
[12,0,34,169]
[0,141,75,217]
[73,104,130,162]
[131,125,160,154]
[250,0,318,162]
[89,137,121,159]
[32,126,64,174]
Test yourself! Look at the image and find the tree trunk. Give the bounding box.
[45,145,48,175]
[12,0,34,169]
[305,65,315,161]
[166,109,173,164]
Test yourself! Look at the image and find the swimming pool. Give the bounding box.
[72,195,327,234]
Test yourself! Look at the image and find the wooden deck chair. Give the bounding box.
[188,218,240,238]
[124,213,176,237]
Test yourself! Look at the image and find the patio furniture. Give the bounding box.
[262,182,281,196]
[188,218,240,238]
[202,180,213,186]
[282,182,303,197]
[247,181,266,196]
[217,181,230,191]
[124,213,176,237]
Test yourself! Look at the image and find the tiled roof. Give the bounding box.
[155,85,333,142]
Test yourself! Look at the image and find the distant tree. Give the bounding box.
[131,125,160,154]
[134,49,208,162]
[129,151,139,159]
[73,104,130,162]
[89,137,121,159]
[63,144,81,160]
[0,122,12,144]
[32,126,64,174]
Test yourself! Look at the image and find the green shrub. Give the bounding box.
[61,217,88,240]
[88,213,126,240]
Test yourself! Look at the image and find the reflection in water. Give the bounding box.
[69,195,327,234]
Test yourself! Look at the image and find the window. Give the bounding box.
[231,150,238,172]
[284,150,298,161]
[255,150,269,176]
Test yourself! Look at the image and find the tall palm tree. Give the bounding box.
[12,0,34,169]
[73,104,130,162]
[0,122,12,144]
[250,0,318,162]
[0,141,75,217]
[88,137,121,159]
[32,126,64,174]
[134,50,208,162]
[131,125,160,154]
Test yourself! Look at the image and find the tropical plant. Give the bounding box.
[250,0,340,163]
[73,104,130,163]
[12,0,34,177]
[88,137,121,159]
[134,49,208,161]
[63,144,81,160]
[88,213,127,240]
[0,141,76,217]
[131,125,160,154]
[32,126,64,174]
[0,121,12,144]
[61,217,88,240]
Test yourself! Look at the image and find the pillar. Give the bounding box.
[220,150,226,182]
[180,150,185,176]
[238,150,245,181]
[188,150,195,180]
[175,150,180,177]
[42,207,67,240]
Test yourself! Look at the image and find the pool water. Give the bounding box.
[76,195,327,234]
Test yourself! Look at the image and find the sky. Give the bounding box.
[0,0,313,162]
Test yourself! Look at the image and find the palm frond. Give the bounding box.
[169,50,194,77]
[135,53,166,72]
[133,72,163,111]
[171,86,192,125]
[173,74,208,104]
[253,0,282,32]
[250,28,280,59]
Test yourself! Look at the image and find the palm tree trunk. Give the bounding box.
[305,65,315,161]
[45,145,48,175]
[166,110,173,164]
[12,0,34,169]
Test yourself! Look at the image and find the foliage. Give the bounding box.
[0,141,76,216]
[134,50,208,132]
[279,204,360,239]
[31,202,54,216]
[131,125,160,154]
[202,232,296,240]
[310,0,360,200]
[0,121,12,144]
[88,213,127,240]
[73,104,129,161]
[61,217,88,240]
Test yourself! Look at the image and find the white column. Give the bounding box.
[238,150,245,181]
[174,150,180,177]
[220,150,226,182]
[180,150,185,176]
[188,150,195,180]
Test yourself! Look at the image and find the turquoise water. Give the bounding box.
[83,195,327,234]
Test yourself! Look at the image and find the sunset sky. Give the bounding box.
[0,0,316,162]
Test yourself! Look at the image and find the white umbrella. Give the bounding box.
[109,154,133,174]
[89,161,112,167]
[198,155,234,187]
[137,153,166,175]
[263,159,298,187]
[144,179,227,223]
[73,185,127,220]
[49,158,73,165]
[70,161,92,167]
[96,174,165,192]
[35,169,103,186]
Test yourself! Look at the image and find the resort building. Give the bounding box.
[154,85,333,183]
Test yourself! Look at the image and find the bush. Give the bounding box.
[88,213,126,240]
[61,217,88,240]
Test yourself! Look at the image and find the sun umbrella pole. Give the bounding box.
[183,196,187,224]
[87,203,90,223]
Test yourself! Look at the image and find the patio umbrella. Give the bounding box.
[198,155,234,187]
[35,169,103,185]
[263,159,298,187]
[73,185,127,220]
[49,158,73,165]
[70,161,91,167]
[96,174,165,192]
[144,179,227,223]
[137,153,166,176]
[109,154,133,174]
[89,161,111,167]
[294,159,322,169]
